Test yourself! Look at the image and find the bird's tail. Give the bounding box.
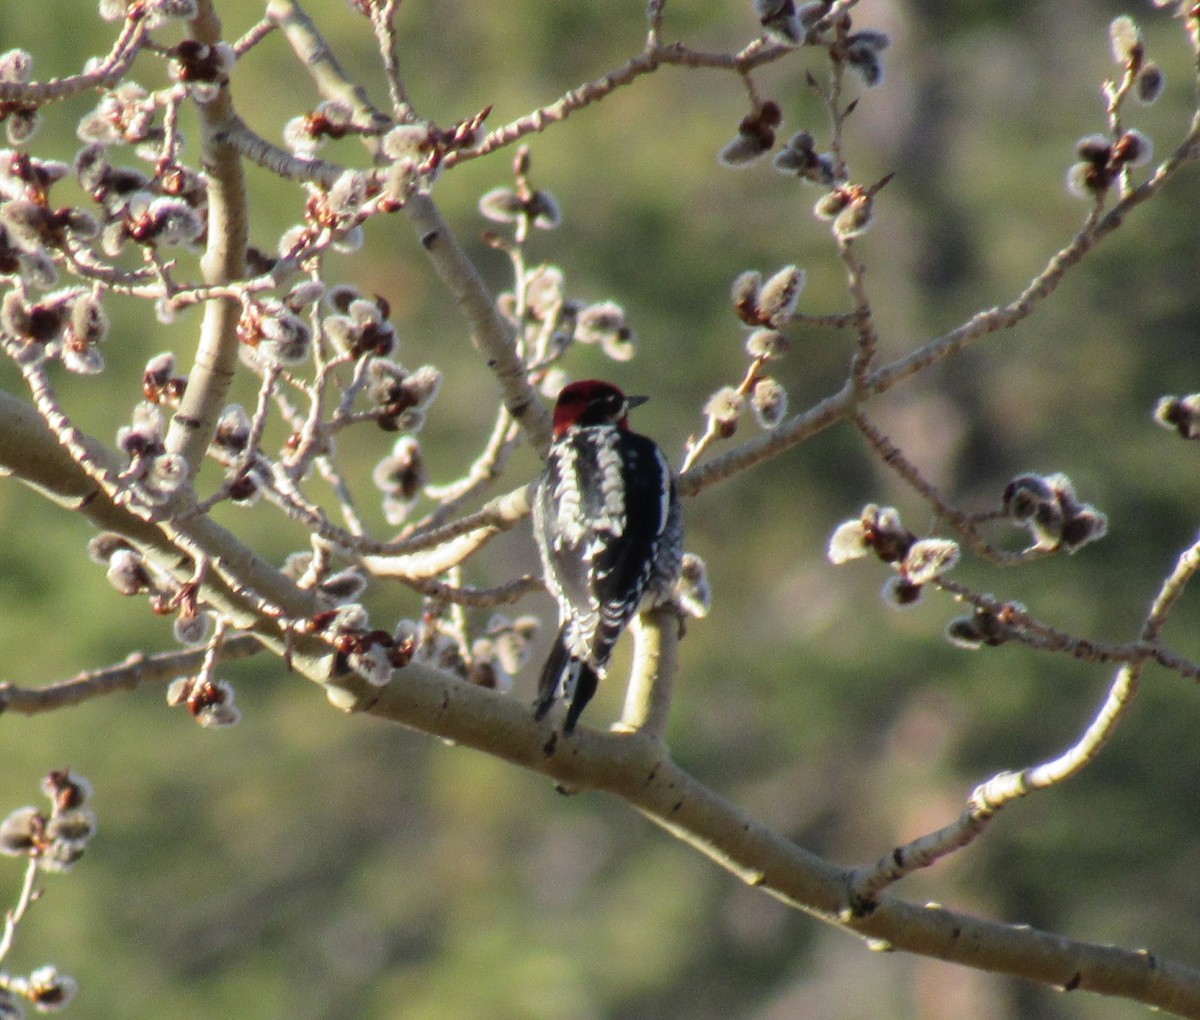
[562,664,599,735]
[534,626,600,734]
[534,627,571,722]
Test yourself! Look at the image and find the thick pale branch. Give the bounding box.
[390,483,531,552]
[0,390,336,683]
[165,1,249,471]
[615,604,679,740]
[850,661,1144,905]
[265,0,391,134]
[851,528,1200,902]
[403,192,553,454]
[326,663,1200,1016]
[214,116,345,185]
[366,529,511,580]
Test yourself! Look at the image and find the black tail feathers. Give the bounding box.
[533,627,600,734]
[534,627,570,721]
[562,664,599,734]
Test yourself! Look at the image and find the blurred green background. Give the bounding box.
[2,1,1200,1017]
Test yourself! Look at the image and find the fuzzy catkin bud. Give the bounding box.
[750,377,788,428]
[69,292,108,346]
[833,195,875,240]
[576,301,635,361]
[880,575,923,608]
[731,270,762,324]
[105,547,153,595]
[212,403,251,457]
[703,386,744,436]
[827,504,914,565]
[1111,130,1152,168]
[845,30,890,87]
[173,610,212,646]
[718,102,782,168]
[23,965,80,1012]
[319,569,368,604]
[0,806,42,856]
[901,538,960,585]
[757,265,806,327]
[1109,15,1142,66]
[1154,394,1200,439]
[42,769,92,811]
[675,553,711,619]
[745,329,790,360]
[0,49,33,83]
[718,132,773,168]
[1136,63,1165,103]
[373,436,426,507]
[382,123,432,161]
[755,0,802,44]
[479,187,524,223]
[773,131,838,185]
[87,532,133,564]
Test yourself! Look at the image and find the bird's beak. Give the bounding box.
[625,395,650,411]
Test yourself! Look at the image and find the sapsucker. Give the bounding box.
[532,379,683,733]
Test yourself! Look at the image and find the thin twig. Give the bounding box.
[849,529,1200,904]
[398,573,542,608]
[0,14,146,104]
[0,858,41,964]
[683,116,1200,498]
[0,635,263,715]
[853,412,1047,566]
[368,0,413,121]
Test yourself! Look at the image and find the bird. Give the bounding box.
[532,379,683,733]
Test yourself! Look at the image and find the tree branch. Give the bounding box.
[615,604,679,741]
[164,1,249,472]
[322,660,1200,1017]
[0,636,262,716]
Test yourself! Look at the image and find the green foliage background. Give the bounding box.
[2,1,1200,1017]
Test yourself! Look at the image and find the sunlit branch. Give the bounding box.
[614,604,679,741]
[342,665,1200,1016]
[850,528,1200,903]
[0,13,146,104]
[0,858,41,964]
[0,635,263,716]
[390,573,542,608]
[164,1,248,472]
[264,0,391,136]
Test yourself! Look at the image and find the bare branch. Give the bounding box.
[614,604,680,741]
[392,573,543,608]
[403,191,553,452]
[0,636,262,716]
[163,0,249,472]
[0,14,146,104]
[340,665,1200,1017]
[264,0,391,136]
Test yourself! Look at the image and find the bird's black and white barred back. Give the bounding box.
[533,380,683,733]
